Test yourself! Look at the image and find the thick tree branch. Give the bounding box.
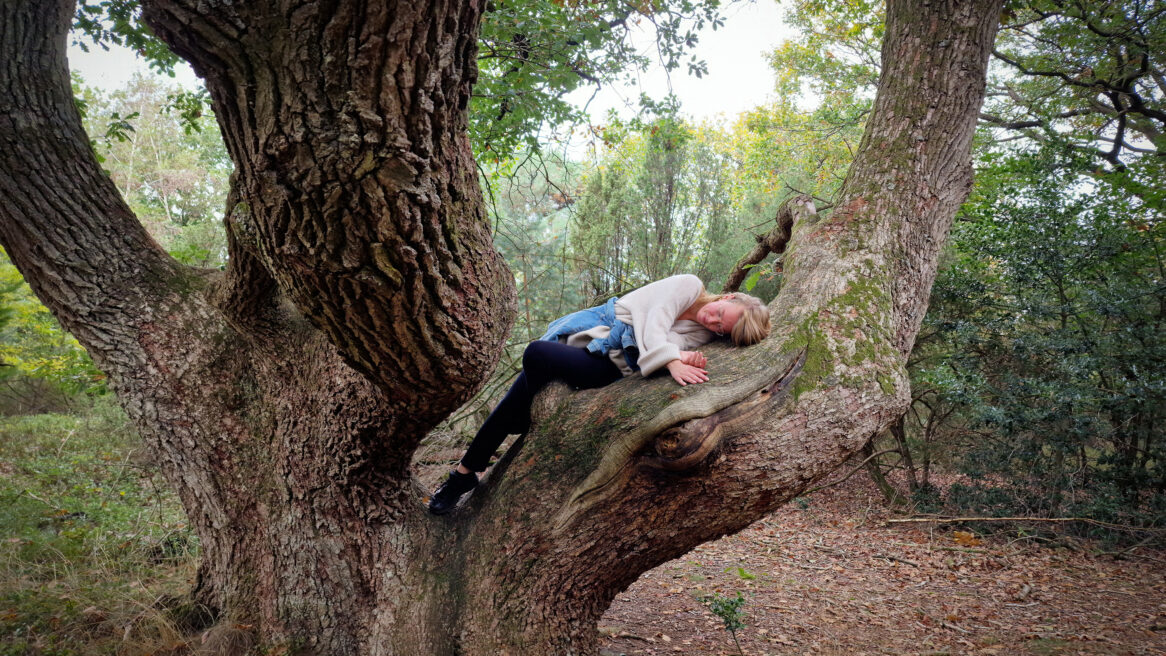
[0,0,185,368]
[992,48,1106,91]
[140,0,517,436]
[979,108,1096,129]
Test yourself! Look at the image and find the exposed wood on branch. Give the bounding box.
[553,350,806,530]
[643,352,806,472]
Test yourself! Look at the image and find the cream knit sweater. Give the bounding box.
[565,274,714,377]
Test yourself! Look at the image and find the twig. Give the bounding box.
[615,632,651,642]
[931,546,988,554]
[803,448,902,495]
[793,563,831,571]
[14,489,55,509]
[941,620,970,634]
[1098,536,1160,559]
[885,516,1166,534]
[1005,534,1053,548]
[878,555,919,567]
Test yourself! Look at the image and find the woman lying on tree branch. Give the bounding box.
[429,274,771,515]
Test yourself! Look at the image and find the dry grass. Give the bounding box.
[1,399,199,655]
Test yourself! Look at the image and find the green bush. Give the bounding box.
[910,145,1165,541]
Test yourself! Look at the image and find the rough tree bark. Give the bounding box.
[0,0,1002,654]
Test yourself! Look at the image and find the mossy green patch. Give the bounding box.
[787,261,899,400]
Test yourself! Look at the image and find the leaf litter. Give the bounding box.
[598,474,1166,656]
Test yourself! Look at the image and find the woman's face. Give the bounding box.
[696,298,744,336]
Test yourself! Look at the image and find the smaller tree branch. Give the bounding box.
[802,445,903,495]
[1072,1,1150,45]
[979,108,1095,129]
[992,48,1121,93]
[1150,67,1166,97]
[1104,91,1129,167]
[723,195,817,292]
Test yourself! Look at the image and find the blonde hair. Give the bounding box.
[696,289,771,346]
[727,293,770,346]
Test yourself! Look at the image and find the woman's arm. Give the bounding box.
[615,275,709,377]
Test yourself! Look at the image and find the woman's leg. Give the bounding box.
[459,341,621,472]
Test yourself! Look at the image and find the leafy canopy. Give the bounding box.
[71,0,731,162]
[769,0,1165,174]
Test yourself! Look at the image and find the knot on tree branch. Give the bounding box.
[550,350,805,532]
[226,201,256,251]
[643,350,805,472]
[723,195,818,293]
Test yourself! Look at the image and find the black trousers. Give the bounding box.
[460,340,622,472]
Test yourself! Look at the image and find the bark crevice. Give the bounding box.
[644,349,806,472]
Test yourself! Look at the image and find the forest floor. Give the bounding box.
[596,474,1166,656]
[5,409,1165,655]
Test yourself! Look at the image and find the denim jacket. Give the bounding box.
[538,297,641,372]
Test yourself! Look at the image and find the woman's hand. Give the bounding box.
[679,350,706,368]
[666,358,709,386]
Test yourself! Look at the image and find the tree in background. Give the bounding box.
[571,116,737,295]
[770,0,1165,173]
[0,250,105,412]
[984,0,1164,168]
[760,0,882,193]
[485,155,587,341]
[568,104,857,302]
[76,75,231,267]
[773,1,1166,527]
[469,0,727,160]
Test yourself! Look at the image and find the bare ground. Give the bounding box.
[416,443,1166,656]
[596,475,1166,656]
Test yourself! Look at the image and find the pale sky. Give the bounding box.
[564,0,789,123]
[67,1,789,125]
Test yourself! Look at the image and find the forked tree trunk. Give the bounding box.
[0,0,1002,653]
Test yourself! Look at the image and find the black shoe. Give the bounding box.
[428,469,478,515]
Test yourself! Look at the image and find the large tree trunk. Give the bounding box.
[0,0,1001,654]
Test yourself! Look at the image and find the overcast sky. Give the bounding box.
[67,1,789,125]
[564,1,789,123]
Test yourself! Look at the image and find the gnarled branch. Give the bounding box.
[722,195,817,293]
